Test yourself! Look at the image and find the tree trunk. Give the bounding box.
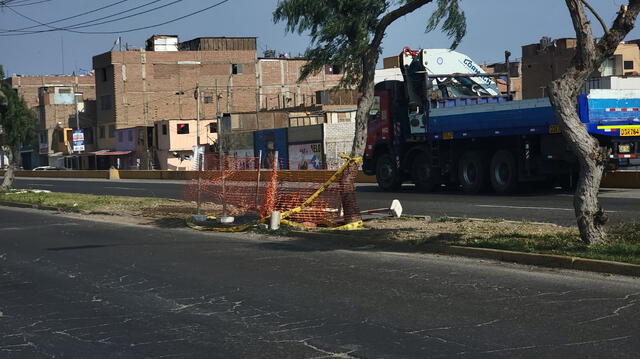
[1,148,17,192]
[341,48,380,223]
[548,79,608,245]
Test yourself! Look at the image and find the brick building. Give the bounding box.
[92,36,258,152]
[6,75,96,168]
[482,61,522,100]
[257,57,344,110]
[92,35,345,169]
[522,37,640,99]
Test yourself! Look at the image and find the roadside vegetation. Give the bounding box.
[1,190,638,265]
[366,217,640,265]
[0,190,218,223]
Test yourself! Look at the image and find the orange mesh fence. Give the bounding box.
[182,153,361,228]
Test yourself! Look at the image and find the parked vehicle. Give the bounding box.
[363,48,640,193]
[32,166,67,171]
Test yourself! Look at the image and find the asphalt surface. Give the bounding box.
[10,177,640,225]
[1,206,639,358]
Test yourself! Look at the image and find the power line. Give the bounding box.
[3,0,52,8]
[0,0,231,36]
[0,0,130,33]
[1,0,180,35]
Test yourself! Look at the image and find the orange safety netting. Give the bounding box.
[182,153,361,228]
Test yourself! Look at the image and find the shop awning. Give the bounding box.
[91,151,132,156]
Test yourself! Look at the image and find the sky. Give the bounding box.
[0,0,638,76]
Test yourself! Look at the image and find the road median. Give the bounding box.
[1,190,638,277]
[2,169,638,187]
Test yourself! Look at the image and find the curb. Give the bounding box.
[432,245,640,277]
[2,202,638,278]
[283,230,640,278]
[0,201,61,212]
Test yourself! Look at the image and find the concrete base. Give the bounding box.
[216,216,235,224]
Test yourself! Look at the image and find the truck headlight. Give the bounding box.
[618,143,631,153]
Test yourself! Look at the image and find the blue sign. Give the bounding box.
[72,130,85,152]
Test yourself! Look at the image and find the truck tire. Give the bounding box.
[412,153,437,192]
[458,151,489,194]
[490,150,519,194]
[376,154,402,191]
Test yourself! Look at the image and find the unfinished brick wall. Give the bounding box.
[257,58,344,110]
[7,75,96,109]
[94,48,259,135]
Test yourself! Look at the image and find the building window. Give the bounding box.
[325,64,342,75]
[162,124,167,135]
[209,122,217,133]
[231,63,243,75]
[100,95,112,110]
[109,125,116,138]
[101,67,108,82]
[624,60,634,70]
[204,96,213,104]
[118,131,123,143]
[177,123,189,134]
[99,126,105,139]
[128,130,133,142]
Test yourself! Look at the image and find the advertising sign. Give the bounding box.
[39,142,49,154]
[72,130,85,152]
[254,129,288,169]
[288,143,323,170]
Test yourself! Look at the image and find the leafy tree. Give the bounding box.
[274,0,465,158]
[548,0,640,244]
[0,65,38,191]
[274,0,466,221]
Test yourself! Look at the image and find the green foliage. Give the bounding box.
[273,0,466,87]
[0,191,175,213]
[449,228,640,265]
[0,65,38,154]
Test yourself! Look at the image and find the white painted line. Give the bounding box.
[476,204,618,213]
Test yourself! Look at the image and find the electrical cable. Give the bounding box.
[2,0,51,8]
[0,0,230,36]
[0,0,130,33]
[1,0,180,35]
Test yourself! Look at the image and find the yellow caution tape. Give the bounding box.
[185,216,253,232]
[187,154,364,232]
[279,154,362,220]
[280,218,364,231]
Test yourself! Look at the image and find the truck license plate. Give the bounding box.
[620,128,640,136]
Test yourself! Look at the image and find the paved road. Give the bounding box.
[11,177,640,225]
[1,206,639,358]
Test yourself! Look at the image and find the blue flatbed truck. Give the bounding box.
[363,48,640,193]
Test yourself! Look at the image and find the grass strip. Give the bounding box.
[1,191,638,265]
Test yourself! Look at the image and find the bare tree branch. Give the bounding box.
[371,0,434,49]
[596,1,640,59]
[581,0,610,34]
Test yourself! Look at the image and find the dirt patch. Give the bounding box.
[363,217,578,243]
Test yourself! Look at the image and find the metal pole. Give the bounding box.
[255,150,262,211]
[74,83,79,130]
[505,50,512,100]
[196,85,202,216]
[221,147,227,217]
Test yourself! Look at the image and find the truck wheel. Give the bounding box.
[376,154,402,191]
[412,153,436,192]
[490,150,519,194]
[458,151,489,194]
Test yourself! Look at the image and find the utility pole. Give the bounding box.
[195,85,203,217]
[73,83,79,130]
[196,85,201,155]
